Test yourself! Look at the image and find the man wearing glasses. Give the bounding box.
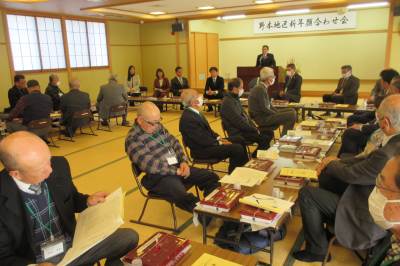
[368,152,400,266]
[125,102,220,226]
[248,67,296,136]
[293,95,400,263]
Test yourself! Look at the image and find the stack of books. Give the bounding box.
[324,118,346,127]
[278,135,302,146]
[294,145,322,160]
[273,173,306,188]
[300,121,322,130]
[316,127,337,136]
[122,232,191,266]
[199,187,245,212]
[318,102,337,107]
[271,100,289,105]
[243,159,276,173]
[239,205,281,224]
[170,96,181,101]
[366,104,376,110]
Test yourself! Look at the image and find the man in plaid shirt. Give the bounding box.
[125,102,220,222]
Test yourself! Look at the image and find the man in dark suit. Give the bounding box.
[170,66,190,110]
[8,74,28,111]
[321,65,360,118]
[96,73,130,127]
[366,151,400,266]
[255,45,276,67]
[180,89,249,174]
[59,77,91,137]
[0,131,139,266]
[271,63,302,103]
[293,95,400,263]
[45,73,65,111]
[204,67,225,112]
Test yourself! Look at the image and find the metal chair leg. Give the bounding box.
[171,203,178,231]
[322,236,336,266]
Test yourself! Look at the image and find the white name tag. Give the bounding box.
[166,152,178,165]
[58,92,63,97]
[41,235,65,260]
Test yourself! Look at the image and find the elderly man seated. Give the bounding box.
[180,89,249,174]
[96,73,130,127]
[45,73,65,111]
[248,67,296,136]
[6,80,53,144]
[0,132,139,266]
[59,77,91,138]
[125,101,221,226]
[220,78,273,158]
[293,95,400,263]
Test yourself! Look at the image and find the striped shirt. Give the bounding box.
[125,120,188,175]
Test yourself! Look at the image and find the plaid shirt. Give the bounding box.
[7,97,25,121]
[381,235,400,265]
[125,120,188,175]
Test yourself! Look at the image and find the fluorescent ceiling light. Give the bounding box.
[221,14,246,19]
[276,9,310,15]
[254,0,273,4]
[149,11,166,15]
[348,2,388,9]
[197,6,215,10]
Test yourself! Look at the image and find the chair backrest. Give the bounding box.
[71,109,92,128]
[249,77,260,91]
[221,121,228,138]
[181,138,194,164]
[28,118,53,129]
[139,86,148,92]
[110,103,127,112]
[131,163,147,197]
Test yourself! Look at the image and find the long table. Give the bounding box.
[301,104,365,121]
[194,129,341,266]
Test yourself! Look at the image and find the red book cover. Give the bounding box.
[123,232,191,266]
[200,187,245,210]
[316,127,337,135]
[278,135,302,145]
[318,102,336,107]
[272,100,289,105]
[243,159,275,172]
[273,173,305,184]
[239,205,278,221]
[294,145,322,159]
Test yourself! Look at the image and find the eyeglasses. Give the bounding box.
[141,116,163,126]
[376,174,400,194]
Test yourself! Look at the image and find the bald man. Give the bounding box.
[125,102,220,225]
[59,77,91,137]
[0,132,139,266]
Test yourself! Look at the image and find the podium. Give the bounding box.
[237,66,284,99]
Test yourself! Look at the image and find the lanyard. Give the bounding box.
[25,185,54,241]
[388,132,400,143]
[134,124,170,152]
[185,107,206,120]
[227,92,246,115]
[31,91,40,94]
[18,89,25,97]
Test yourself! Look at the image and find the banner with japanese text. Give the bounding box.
[254,11,357,34]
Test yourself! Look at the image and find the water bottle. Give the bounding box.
[361,99,367,110]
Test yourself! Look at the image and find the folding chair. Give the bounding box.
[59,109,97,142]
[248,111,281,142]
[97,103,128,132]
[130,163,199,233]
[221,121,253,158]
[28,118,58,148]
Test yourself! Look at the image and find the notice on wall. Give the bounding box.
[254,11,357,34]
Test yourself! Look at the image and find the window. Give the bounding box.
[7,14,66,71]
[65,20,108,68]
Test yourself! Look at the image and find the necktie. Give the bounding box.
[179,78,182,86]
[213,79,216,85]
[29,183,42,195]
[338,78,347,93]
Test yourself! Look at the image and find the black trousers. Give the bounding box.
[191,136,249,174]
[141,166,221,214]
[298,169,348,255]
[271,91,299,103]
[347,111,374,126]
[203,93,224,111]
[322,94,344,104]
[337,128,370,157]
[241,128,274,158]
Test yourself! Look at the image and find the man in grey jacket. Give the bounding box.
[293,95,400,263]
[248,67,296,136]
[221,78,273,158]
[96,73,130,127]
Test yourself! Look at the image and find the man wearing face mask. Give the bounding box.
[59,77,91,138]
[180,89,249,174]
[45,74,64,111]
[125,101,220,226]
[321,65,360,118]
[220,78,274,158]
[293,95,400,263]
[271,64,302,103]
[248,67,296,136]
[368,151,400,266]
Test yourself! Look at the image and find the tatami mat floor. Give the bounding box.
[1,97,368,266]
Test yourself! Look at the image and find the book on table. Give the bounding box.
[243,159,276,173]
[300,121,322,130]
[318,102,337,107]
[199,187,245,212]
[366,104,376,110]
[122,232,191,266]
[278,135,302,146]
[271,100,289,105]
[239,193,294,214]
[191,253,243,266]
[303,139,333,152]
[294,145,322,160]
[316,127,337,136]
[220,167,270,187]
[273,173,306,187]
[239,204,281,224]
[280,167,318,180]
